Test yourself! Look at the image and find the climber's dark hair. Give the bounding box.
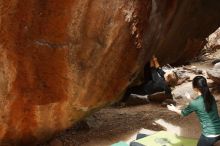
[192,76,214,113]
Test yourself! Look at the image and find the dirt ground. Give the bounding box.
[44,49,220,146]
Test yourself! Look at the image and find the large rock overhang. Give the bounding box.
[0,0,220,145]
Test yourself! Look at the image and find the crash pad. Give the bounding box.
[132,131,197,146]
[111,141,129,146]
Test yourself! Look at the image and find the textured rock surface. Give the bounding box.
[214,63,220,69]
[0,0,220,145]
[207,69,220,84]
[207,27,220,50]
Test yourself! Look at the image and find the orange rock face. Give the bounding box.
[0,0,220,145]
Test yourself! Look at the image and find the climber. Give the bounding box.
[122,55,178,102]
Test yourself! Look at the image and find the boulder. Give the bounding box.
[212,59,220,65]
[207,69,220,84]
[214,63,220,69]
[49,139,63,146]
[0,0,220,145]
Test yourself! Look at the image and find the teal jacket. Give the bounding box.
[181,96,220,136]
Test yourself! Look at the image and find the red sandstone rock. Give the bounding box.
[49,139,63,146]
[0,0,220,145]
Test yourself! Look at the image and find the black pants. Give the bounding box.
[122,80,169,102]
[121,67,171,102]
[125,81,164,96]
[197,134,220,146]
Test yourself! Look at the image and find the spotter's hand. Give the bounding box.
[167,104,176,112]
